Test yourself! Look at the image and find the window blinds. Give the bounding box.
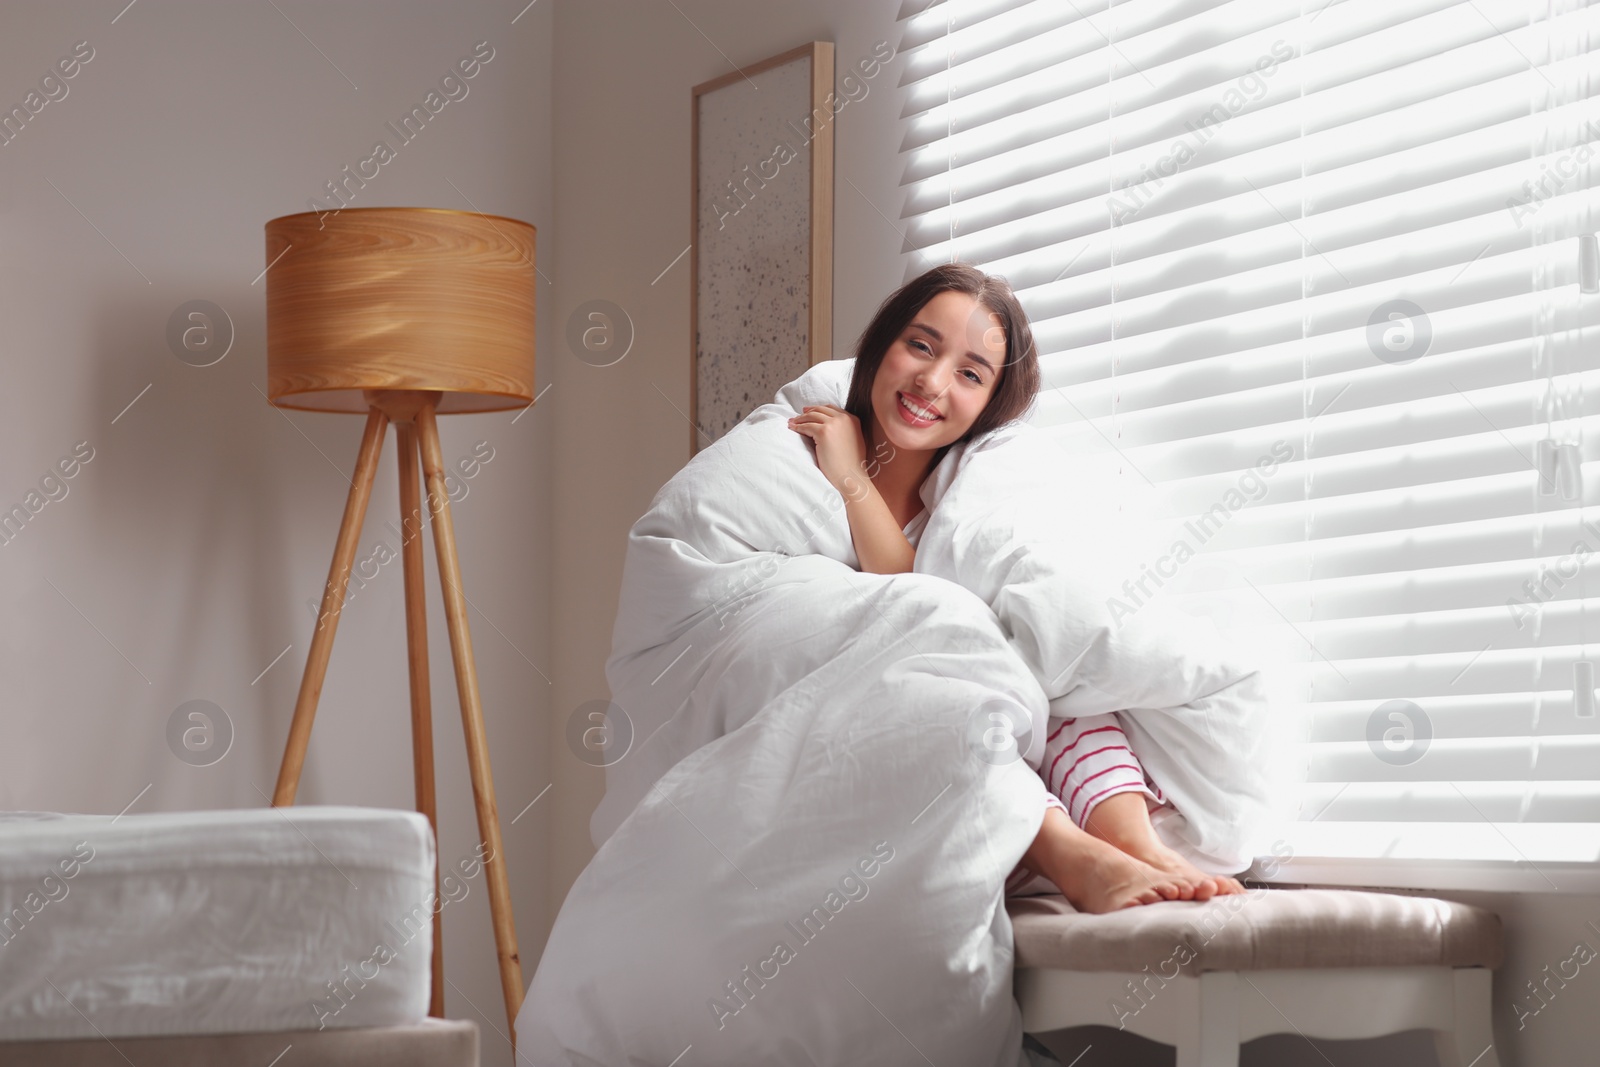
[896,0,1600,842]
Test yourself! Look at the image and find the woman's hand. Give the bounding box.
[788,405,868,497]
[789,404,915,574]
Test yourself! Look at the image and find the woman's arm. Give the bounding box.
[838,474,916,575]
[788,405,916,575]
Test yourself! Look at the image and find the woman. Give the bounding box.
[788,262,1244,912]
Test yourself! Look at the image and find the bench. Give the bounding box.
[1009,887,1504,1067]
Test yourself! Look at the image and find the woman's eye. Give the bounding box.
[963,369,982,384]
[908,339,931,355]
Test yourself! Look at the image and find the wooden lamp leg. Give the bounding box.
[415,396,524,1043]
[273,407,391,807]
[396,420,446,1019]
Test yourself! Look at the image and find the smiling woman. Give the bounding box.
[786,262,1039,574]
[523,327,1273,1064]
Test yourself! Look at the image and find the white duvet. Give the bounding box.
[518,359,1284,1066]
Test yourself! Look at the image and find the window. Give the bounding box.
[897,0,1600,861]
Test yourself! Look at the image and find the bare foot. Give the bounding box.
[1118,839,1246,902]
[1060,841,1187,914]
[1079,793,1246,902]
[1022,808,1185,914]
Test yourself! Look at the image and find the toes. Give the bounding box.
[1145,883,1184,908]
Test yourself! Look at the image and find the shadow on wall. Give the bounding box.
[82,289,297,804]
[1034,1024,1447,1066]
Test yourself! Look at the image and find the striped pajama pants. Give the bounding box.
[1005,711,1166,898]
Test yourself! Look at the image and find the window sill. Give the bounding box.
[1246,821,1600,895]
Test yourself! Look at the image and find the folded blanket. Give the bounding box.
[518,359,1284,1066]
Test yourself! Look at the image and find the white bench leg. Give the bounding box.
[1175,971,1242,1067]
[1433,968,1501,1067]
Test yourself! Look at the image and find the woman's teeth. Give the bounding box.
[899,393,941,421]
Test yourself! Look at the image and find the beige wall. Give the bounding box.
[0,3,553,1063]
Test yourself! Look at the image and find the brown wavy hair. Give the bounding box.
[845,262,1039,464]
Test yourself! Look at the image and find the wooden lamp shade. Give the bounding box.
[265,206,536,413]
[261,205,534,1046]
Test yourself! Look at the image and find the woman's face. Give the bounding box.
[868,289,1007,456]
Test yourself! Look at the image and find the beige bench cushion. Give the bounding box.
[1008,888,1502,973]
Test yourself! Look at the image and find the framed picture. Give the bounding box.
[691,41,835,454]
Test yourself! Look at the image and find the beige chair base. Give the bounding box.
[1016,965,1500,1067]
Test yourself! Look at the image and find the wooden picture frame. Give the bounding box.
[690,41,835,454]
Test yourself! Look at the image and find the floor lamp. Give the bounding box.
[262,206,534,1044]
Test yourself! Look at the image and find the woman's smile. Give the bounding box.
[868,289,1007,456]
[895,390,943,427]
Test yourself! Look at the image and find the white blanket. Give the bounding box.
[517,359,1281,1066]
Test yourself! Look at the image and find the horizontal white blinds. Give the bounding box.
[899,0,1600,827]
